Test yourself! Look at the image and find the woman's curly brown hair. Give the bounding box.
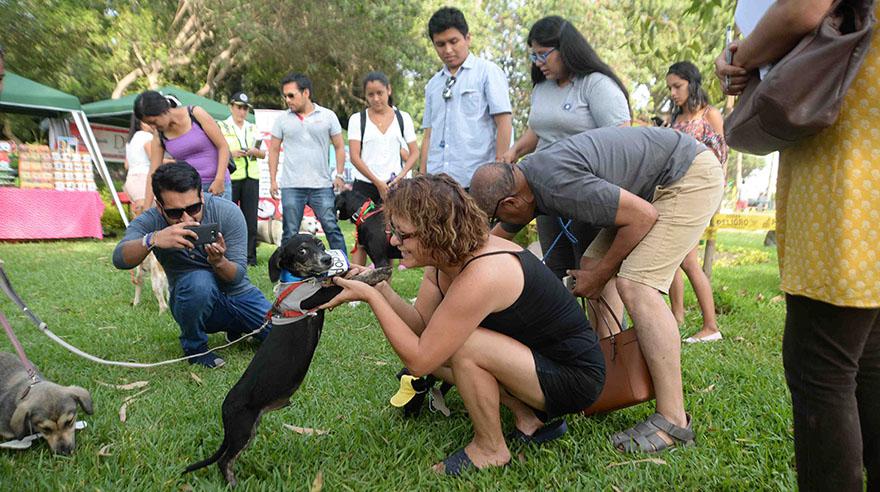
[385,174,488,266]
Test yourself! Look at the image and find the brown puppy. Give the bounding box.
[0,353,93,454]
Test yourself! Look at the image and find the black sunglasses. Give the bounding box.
[488,165,516,227]
[283,92,299,99]
[442,76,457,100]
[389,222,416,242]
[489,196,508,228]
[161,201,203,220]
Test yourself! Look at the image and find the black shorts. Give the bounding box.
[352,179,382,205]
[532,351,605,420]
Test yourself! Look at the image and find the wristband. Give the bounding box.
[143,232,155,250]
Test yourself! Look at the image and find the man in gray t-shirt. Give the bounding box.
[268,72,346,250]
[113,162,272,369]
[471,126,724,453]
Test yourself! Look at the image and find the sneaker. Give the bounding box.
[188,352,225,369]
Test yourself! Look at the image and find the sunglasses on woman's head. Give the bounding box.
[161,201,203,220]
[529,47,556,64]
[442,76,457,100]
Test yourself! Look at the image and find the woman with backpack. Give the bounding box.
[347,71,419,265]
[134,90,232,207]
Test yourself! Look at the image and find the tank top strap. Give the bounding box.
[460,250,520,271]
[436,250,522,298]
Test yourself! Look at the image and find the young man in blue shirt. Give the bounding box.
[419,7,513,188]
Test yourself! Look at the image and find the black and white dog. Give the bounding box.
[183,234,390,486]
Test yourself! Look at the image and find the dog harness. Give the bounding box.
[268,279,323,324]
[350,200,385,254]
[269,250,350,324]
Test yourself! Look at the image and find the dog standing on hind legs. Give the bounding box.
[131,252,169,313]
[182,234,391,486]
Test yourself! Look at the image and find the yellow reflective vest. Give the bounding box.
[219,118,260,180]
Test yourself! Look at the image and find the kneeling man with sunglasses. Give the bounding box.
[113,160,272,368]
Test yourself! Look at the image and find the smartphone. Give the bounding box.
[184,223,219,246]
[253,139,263,149]
[562,275,576,291]
[651,116,666,127]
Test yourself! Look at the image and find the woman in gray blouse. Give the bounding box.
[500,15,630,332]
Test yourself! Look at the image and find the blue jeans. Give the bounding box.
[169,269,272,355]
[280,187,347,251]
[202,180,233,201]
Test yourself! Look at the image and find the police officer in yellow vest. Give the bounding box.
[220,92,265,266]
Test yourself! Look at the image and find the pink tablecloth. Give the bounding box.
[0,188,105,240]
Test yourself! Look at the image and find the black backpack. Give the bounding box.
[359,108,405,168]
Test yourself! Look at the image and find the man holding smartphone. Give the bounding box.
[220,91,264,266]
[112,161,272,368]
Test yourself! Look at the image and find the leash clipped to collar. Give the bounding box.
[0,309,41,400]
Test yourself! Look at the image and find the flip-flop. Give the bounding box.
[440,447,475,476]
[506,419,568,445]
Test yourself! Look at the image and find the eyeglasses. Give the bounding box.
[488,196,508,228]
[529,47,556,64]
[160,201,203,220]
[442,76,457,100]
[389,222,416,242]
[283,92,299,99]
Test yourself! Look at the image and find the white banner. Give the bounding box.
[70,122,128,162]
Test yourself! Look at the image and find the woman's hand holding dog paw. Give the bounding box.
[343,265,372,279]
[319,276,376,310]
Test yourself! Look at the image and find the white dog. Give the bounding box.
[131,252,169,313]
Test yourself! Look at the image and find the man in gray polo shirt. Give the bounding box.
[419,7,512,188]
[470,126,723,454]
[268,72,346,251]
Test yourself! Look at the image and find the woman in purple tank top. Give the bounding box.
[134,91,232,206]
[665,61,728,344]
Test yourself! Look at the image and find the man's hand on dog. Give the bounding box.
[152,221,201,250]
[204,233,227,265]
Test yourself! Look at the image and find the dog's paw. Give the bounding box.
[350,267,392,286]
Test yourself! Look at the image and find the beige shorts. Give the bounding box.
[584,151,723,294]
[123,173,148,203]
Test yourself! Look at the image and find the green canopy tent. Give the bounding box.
[0,72,82,117]
[0,71,129,226]
[83,86,254,127]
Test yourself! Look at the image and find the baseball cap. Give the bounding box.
[230,91,252,107]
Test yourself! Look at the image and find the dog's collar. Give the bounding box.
[352,200,382,227]
[351,200,384,255]
[19,376,42,401]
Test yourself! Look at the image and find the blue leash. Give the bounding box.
[540,218,577,264]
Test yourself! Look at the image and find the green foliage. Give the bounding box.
[619,0,736,119]
[1,1,741,140]
[98,186,127,235]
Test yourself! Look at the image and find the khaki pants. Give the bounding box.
[585,151,723,293]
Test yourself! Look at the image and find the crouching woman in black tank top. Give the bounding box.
[320,174,605,476]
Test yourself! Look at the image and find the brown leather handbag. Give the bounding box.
[724,0,876,155]
[582,297,655,416]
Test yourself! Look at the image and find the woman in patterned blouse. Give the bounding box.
[665,61,727,343]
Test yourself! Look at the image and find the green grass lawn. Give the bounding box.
[0,229,794,491]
